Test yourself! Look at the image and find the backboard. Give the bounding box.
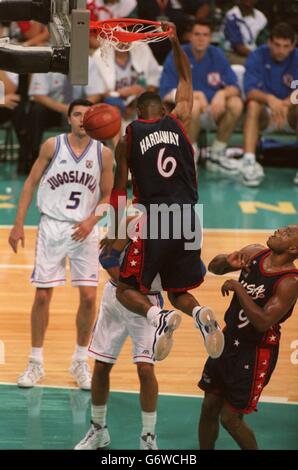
[0,0,90,84]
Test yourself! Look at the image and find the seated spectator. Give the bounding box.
[26,56,103,171]
[92,42,161,141]
[160,20,243,173]
[137,0,208,63]
[223,0,267,65]
[0,70,31,173]
[87,0,137,50]
[10,21,49,46]
[242,22,298,186]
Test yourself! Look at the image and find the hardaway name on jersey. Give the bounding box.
[224,249,298,346]
[127,114,198,207]
[37,134,102,222]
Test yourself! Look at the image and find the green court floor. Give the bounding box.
[0,162,297,229]
[0,384,297,450]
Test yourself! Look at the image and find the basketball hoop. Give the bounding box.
[90,18,173,56]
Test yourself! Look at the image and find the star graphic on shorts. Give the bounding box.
[253,395,259,401]
[133,249,139,255]
[262,360,267,366]
[259,372,265,378]
[257,384,262,390]
[234,339,240,347]
[132,236,138,243]
[130,260,137,267]
[269,335,276,342]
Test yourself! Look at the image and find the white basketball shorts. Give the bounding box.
[31,214,99,288]
[88,280,164,364]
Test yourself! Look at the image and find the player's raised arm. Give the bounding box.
[163,22,193,125]
[105,136,129,249]
[8,137,56,253]
[208,244,266,275]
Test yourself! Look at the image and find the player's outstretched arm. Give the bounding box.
[208,244,266,275]
[8,137,56,253]
[162,22,193,125]
[104,136,129,249]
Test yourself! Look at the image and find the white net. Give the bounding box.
[96,21,169,61]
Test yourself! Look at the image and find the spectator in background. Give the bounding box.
[17,21,49,46]
[10,21,49,46]
[92,43,161,141]
[241,22,298,186]
[223,0,267,65]
[0,71,31,174]
[160,20,243,173]
[26,56,103,172]
[87,0,137,50]
[137,1,211,63]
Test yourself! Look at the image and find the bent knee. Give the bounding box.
[220,407,242,431]
[137,363,155,381]
[246,100,264,116]
[227,96,243,115]
[80,289,97,309]
[35,288,52,306]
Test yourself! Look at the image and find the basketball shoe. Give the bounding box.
[194,307,225,359]
[140,433,158,450]
[69,360,91,390]
[74,423,110,450]
[17,358,45,388]
[240,158,264,186]
[152,310,182,361]
[206,149,240,175]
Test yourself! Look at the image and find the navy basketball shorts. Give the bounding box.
[198,332,279,414]
[119,208,206,292]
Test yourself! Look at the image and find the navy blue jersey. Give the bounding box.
[224,249,298,346]
[126,114,198,207]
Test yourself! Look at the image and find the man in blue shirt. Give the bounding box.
[160,20,243,174]
[242,23,298,186]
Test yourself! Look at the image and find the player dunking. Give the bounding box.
[8,98,113,390]
[109,23,224,361]
[198,225,298,449]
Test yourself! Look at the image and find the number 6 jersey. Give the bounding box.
[126,114,198,207]
[37,134,102,222]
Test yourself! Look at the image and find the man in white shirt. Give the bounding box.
[223,0,267,65]
[92,42,161,139]
[87,0,137,49]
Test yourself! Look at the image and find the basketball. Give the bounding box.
[83,103,121,140]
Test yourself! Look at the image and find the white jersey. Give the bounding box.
[37,134,102,222]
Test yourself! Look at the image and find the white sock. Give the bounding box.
[243,152,256,165]
[92,404,107,428]
[211,139,227,153]
[30,347,43,363]
[141,411,157,436]
[192,306,202,320]
[72,345,88,362]
[192,143,200,166]
[146,306,162,327]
